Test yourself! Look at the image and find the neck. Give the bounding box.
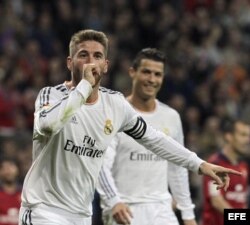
[222,145,239,164]
[127,94,156,112]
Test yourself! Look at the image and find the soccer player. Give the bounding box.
[0,158,21,225]
[97,48,197,225]
[202,119,249,225]
[18,29,241,225]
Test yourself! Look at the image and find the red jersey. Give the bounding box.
[0,188,21,225]
[202,152,249,225]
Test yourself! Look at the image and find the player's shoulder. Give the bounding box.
[39,83,68,97]
[99,86,123,96]
[99,87,125,102]
[157,100,180,117]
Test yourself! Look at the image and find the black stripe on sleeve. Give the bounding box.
[39,95,69,118]
[55,84,64,90]
[99,169,116,199]
[124,116,147,139]
[46,87,51,105]
[22,209,28,225]
[40,87,51,108]
[40,88,46,108]
[28,210,33,225]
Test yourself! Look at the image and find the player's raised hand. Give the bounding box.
[82,63,101,87]
[112,202,133,225]
[198,162,242,191]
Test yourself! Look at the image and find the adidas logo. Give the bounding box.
[70,116,78,124]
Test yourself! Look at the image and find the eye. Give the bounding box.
[94,53,104,59]
[141,69,151,74]
[155,72,163,77]
[78,52,87,58]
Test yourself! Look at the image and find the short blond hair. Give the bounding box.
[69,29,109,57]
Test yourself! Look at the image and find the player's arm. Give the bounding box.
[122,115,204,172]
[168,161,196,222]
[34,79,92,136]
[34,65,96,136]
[120,100,242,191]
[97,136,133,224]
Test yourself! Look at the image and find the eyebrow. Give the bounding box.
[78,49,104,55]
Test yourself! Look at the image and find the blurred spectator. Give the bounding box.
[0,158,21,225]
[183,105,201,135]
[199,116,223,159]
[0,139,17,160]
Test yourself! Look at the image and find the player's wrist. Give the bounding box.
[76,79,93,100]
[106,195,122,209]
[181,208,196,220]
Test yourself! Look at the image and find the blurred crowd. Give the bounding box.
[1,0,250,223]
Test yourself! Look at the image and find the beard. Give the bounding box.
[72,67,82,85]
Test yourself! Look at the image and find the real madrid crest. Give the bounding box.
[104,119,113,135]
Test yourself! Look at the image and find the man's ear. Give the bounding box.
[67,56,72,71]
[129,67,135,78]
[103,59,109,73]
[224,132,232,143]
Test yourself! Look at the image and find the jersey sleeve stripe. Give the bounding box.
[55,84,64,90]
[55,84,67,93]
[124,116,147,139]
[39,95,69,118]
[40,88,45,108]
[99,169,116,198]
[40,87,51,108]
[46,87,51,105]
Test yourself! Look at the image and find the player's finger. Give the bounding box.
[113,213,124,224]
[82,63,95,75]
[222,168,242,176]
[114,210,130,224]
[83,63,95,70]
[223,175,230,191]
[126,206,133,218]
[215,165,242,176]
[211,173,223,188]
[121,209,131,224]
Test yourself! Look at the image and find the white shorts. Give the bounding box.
[103,201,179,225]
[19,204,91,225]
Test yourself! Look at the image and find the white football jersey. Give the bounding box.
[21,80,203,217]
[97,100,195,219]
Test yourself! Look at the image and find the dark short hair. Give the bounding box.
[131,48,166,70]
[222,118,249,133]
[69,29,109,57]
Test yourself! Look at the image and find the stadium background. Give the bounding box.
[0,0,250,224]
